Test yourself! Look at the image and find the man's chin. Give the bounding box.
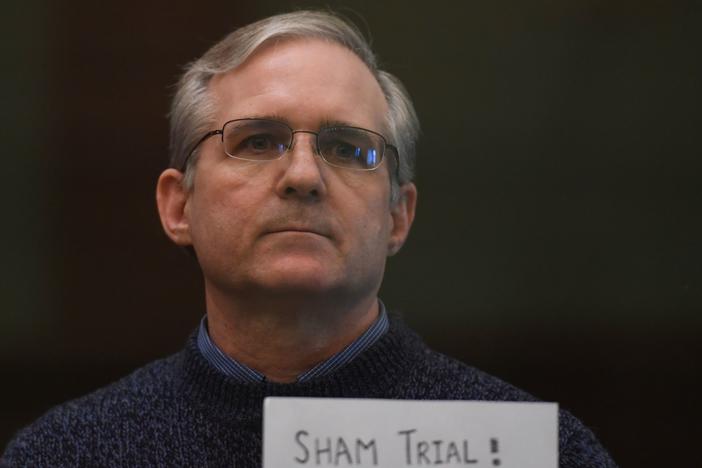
[259,268,339,294]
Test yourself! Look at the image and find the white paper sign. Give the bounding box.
[263,397,558,468]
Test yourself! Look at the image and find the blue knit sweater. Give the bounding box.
[2,316,616,467]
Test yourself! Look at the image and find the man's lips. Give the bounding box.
[264,227,331,238]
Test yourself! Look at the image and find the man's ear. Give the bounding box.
[387,182,417,256]
[156,169,193,246]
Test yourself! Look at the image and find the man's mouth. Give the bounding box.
[265,227,330,238]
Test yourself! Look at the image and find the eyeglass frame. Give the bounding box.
[181,118,401,179]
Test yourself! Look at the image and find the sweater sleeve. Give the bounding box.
[1,410,86,467]
[559,409,618,468]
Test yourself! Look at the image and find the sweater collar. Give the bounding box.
[175,313,426,413]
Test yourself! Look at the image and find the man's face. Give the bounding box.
[160,38,415,304]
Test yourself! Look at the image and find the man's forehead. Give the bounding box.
[206,38,389,132]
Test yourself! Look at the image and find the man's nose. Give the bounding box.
[274,132,328,200]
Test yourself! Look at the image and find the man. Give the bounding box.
[2,10,616,467]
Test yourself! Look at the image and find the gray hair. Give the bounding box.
[169,10,419,195]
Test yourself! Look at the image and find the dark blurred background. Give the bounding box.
[2,0,700,466]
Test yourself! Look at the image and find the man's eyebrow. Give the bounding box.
[240,113,291,125]
[320,118,357,129]
[232,115,358,130]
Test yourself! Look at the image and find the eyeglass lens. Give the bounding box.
[221,119,384,170]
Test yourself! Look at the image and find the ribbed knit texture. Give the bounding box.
[1,316,617,467]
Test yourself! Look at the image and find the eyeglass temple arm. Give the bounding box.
[180,130,223,171]
[387,144,401,181]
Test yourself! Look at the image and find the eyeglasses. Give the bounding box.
[184,118,399,177]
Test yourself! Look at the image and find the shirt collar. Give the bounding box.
[196,302,389,383]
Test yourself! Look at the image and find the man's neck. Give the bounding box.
[203,286,380,383]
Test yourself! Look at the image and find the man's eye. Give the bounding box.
[331,142,361,159]
[245,135,273,151]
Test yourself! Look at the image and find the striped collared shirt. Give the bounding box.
[196,303,389,383]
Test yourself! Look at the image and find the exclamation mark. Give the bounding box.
[490,438,501,466]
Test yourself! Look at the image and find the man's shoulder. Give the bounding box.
[400,341,617,467]
[1,351,185,466]
[431,351,537,401]
[400,336,538,402]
